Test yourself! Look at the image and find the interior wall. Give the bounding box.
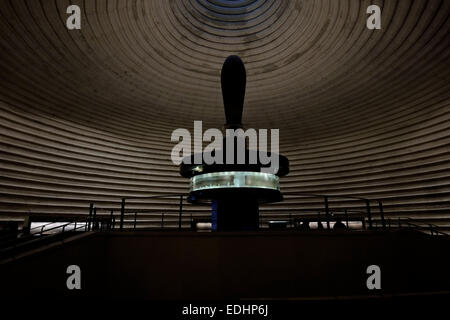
[0,0,448,225]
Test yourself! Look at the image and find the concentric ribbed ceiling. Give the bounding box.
[0,1,449,226]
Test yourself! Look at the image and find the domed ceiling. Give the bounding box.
[0,0,449,227]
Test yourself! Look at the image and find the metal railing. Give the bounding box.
[0,216,100,262]
[1,193,447,258]
[1,192,446,264]
[390,217,448,236]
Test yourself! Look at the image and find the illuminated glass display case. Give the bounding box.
[190,171,280,192]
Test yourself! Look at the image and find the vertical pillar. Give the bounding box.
[22,216,31,235]
[88,203,93,231]
[378,201,386,230]
[324,196,330,230]
[344,209,349,228]
[317,212,321,229]
[366,200,373,229]
[216,196,259,231]
[120,198,125,231]
[179,195,183,230]
[211,200,218,231]
[93,208,97,230]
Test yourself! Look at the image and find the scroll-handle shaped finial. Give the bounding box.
[221,55,246,129]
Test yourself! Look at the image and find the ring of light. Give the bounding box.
[190,171,280,193]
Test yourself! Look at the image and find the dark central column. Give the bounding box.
[216,196,259,231]
[214,55,259,231]
[221,55,246,129]
[181,55,288,232]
